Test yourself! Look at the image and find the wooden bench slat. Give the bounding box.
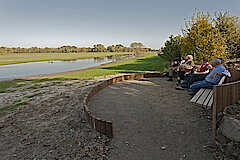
[207,94,213,107]
[196,89,212,105]
[203,90,213,107]
[218,76,225,85]
[190,88,205,103]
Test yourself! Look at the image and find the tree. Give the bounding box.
[214,11,240,58]
[160,35,182,61]
[181,9,228,61]
[130,42,144,53]
[92,44,106,52]
[107,45,116,52]
[130,42,144,49]
[115,44,124,52]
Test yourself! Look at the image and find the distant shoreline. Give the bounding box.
[0,52,140,65]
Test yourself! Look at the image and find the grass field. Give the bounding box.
[61,53,170,80]
[0,52,136,65]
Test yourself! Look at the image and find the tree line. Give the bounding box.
[160,10,240,61]
[0,42,155,54]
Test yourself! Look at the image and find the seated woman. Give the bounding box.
[167,56,185,81]
[176,57,212,90]
[189,58,231,95]
[176,55,194,84]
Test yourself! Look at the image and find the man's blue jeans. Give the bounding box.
[190,80,214,95]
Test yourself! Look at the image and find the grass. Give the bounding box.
[61,53,170,80]
[0,52,137,65]
[24,92,44,99]
[26,85,42,90]
[0,78,66,93]
[0,101,29,116]
[0,81,21,93]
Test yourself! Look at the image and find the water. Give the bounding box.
[0,54,137,81]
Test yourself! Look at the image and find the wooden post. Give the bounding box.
[212,86,217,141]
[105,121,113,138]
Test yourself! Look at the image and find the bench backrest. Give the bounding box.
[224,68,240,83]
[214,68,240,114]
[213,80,240,114]
[212,68,240,140]
[218,76,225,85]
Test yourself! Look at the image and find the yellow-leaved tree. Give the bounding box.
[181,9,228,61]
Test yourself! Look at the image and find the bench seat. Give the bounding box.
[190,76,225,107]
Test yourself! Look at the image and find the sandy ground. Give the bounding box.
[89,78,216,160]
[0,75,121,159]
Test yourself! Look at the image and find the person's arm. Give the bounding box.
[210,72,219,79]
[182,60,194,70]
[210,70,231,79]
[194,70,210,74]
[195,63,212,74]
[207,64,213,70]
[222,69,231,77]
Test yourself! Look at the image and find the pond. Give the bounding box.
[0,54,137,81]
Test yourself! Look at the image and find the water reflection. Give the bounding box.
[0,54,139,81]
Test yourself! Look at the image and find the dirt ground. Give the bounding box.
[89,78,216,160]
[0,75,120,159]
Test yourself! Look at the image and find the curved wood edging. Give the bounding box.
[83,73,162,138]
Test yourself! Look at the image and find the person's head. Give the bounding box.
[217,57,225,64]
[217,57,227,68]
[202,57,209,63]
[186,55,193,61]
[211,58,221,67]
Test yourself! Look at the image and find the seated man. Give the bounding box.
[190,58,231,95]
[176,55,194,84]
[176,56,212,90]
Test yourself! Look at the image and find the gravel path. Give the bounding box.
[89,77,215,160]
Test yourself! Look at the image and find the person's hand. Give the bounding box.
[176,66,180,71]
[210,73,217,79]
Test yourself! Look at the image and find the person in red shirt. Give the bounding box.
[176,57,212,89]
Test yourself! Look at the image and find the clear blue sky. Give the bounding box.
[0,0,239,49]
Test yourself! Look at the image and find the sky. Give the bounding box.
[0,0,239,49]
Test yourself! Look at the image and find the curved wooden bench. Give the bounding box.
[83,73,162,137]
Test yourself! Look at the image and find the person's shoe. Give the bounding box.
[181,84,187,88]
[189,93,195,96]
[162,73,168,77]
[176,86,184,90]
[167,77,173,81]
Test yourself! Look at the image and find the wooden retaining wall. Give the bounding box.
[83,73,162,138]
